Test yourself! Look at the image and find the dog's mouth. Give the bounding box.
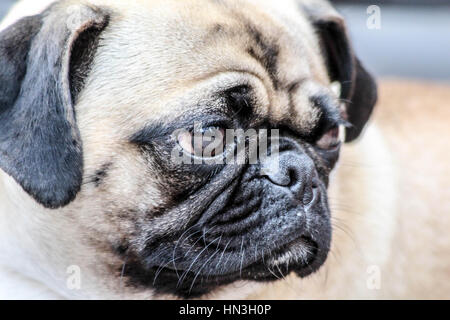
[137,235,322,298]
[266,237,318,272]
[230,236,320,281]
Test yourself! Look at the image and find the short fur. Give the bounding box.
[0,0,448,300]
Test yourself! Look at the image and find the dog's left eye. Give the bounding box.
[177,127,226,158]
[316,126,341,150]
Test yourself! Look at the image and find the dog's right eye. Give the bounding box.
[177,127,226,158]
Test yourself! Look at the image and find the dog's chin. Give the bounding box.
[143,235,328,299]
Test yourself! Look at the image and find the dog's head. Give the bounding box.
[0,0,376,299]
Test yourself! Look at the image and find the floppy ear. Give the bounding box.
[0,3,109,208]
[299,0,378,142]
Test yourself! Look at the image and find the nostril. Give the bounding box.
[287,168,297,187]
[303,180,319,206]
[312,179,319,189]
[266,171,291,187]
[264,160,294,187]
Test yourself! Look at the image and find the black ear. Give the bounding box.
[300,0,378,142]
[0,4,109,208]
[344,58,378,142]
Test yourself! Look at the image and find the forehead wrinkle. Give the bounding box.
[203,0,286,88]
[206,0,329,127]
[245,23,281,91]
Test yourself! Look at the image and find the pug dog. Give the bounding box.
[0,0,449,300]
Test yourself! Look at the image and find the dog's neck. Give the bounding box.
[0,170,38,269]
[0,171,62,299]
[0,265,63,299]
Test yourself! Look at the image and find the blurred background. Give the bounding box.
[332,0,450,82]
[1,0,449,82]
[0,0,15,20]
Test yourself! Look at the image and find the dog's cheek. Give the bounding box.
[70,149,172,249]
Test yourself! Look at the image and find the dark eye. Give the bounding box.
[177,127,226,158]
[316,126,341,150]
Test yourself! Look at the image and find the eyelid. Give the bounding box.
[310,93,349,125]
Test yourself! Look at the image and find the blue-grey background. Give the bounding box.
[1,0,449,82]
[335,2,450,82]
[0,0,15,18]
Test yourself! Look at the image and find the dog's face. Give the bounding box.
[0,0,376,299]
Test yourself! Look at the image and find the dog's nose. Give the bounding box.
[263,151,318,205]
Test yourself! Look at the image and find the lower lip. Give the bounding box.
[267,237,317,268]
